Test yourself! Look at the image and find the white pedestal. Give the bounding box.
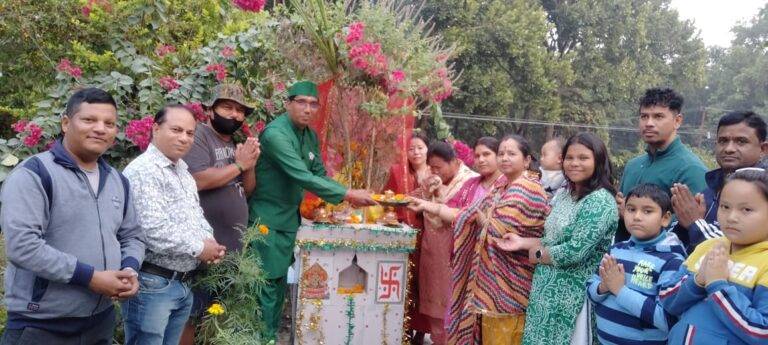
[293,222,417,345]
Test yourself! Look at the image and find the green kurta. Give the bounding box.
[249,114,347,342]
[522,188,618,345]
[249,113,347,278]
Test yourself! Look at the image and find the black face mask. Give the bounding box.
[210,112,244,135]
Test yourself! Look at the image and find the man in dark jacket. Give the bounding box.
[672,110,768,251]
[0,88,146,344]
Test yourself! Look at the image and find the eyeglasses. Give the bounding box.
[292,98,321,110]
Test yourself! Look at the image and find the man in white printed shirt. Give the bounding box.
[121,105,226,345]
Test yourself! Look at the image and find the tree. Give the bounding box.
[703,4,768,117]
[541,0,707,126]
[419,0,708,146]
[420,0,572,138]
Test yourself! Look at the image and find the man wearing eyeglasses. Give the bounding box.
[247,81,376,343]
[671,110,768,251]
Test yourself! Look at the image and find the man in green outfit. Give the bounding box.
[616,87,707,245]
[248,81,376,342]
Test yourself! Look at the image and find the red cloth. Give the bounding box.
[304,78,423,332]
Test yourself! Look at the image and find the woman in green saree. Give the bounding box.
[495,132,619,344]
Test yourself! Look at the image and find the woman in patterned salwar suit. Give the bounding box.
[448,135,549,345]
[409,141,479,344]
[496,133,619,345]
[383,133,432,343]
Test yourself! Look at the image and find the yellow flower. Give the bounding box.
[207,303,225,316]
[259,224,269,235]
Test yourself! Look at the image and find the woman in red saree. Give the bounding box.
[383,133,431,343]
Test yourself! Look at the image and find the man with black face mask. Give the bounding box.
[180,84,260,345]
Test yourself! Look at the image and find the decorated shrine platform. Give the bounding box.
[293,221,417,345]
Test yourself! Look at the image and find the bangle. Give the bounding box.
[234,162,244,172]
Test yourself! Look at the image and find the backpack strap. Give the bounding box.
[23,156,53,211]
[22,156,131,218]
[119,172,131,218]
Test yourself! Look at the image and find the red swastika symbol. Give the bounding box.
[379,265,401,300]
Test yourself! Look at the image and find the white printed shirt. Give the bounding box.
[123,144,213,272]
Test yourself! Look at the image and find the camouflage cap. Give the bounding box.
[204,84,255,115]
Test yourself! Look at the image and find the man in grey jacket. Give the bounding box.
[0,88,146,345]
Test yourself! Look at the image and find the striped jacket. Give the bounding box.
[660,238,768,344]
[586,231,686,344]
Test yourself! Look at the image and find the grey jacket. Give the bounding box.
[0,141,145,321]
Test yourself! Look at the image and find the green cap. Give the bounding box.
[287,81,319,99]
[204,83,255,115]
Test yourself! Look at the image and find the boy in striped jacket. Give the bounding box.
[660,168,768,344]
[587,184,687,344]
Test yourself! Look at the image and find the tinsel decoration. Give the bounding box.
[344,295,356,345]
[381,303,390,345]
[401,257,416,344]
[296,238,415,253]
[312,223,418,236]
[308,299,326,344]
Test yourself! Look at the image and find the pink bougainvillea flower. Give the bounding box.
[353,58,369,70]
[232,0,265,12]
[220,46,235,58]
[390,69,405,83]
[184,102,207,122]
[240,122,253,137]
[56,59,82,79]
[22,123,43,148]
[158,76,181,91]
[81,0,111,18]
[348,42,388,77]
[205,64,227,81]
[434,78,453,102]
[453,140,474,167]
[155,44,176,58]
[274,82,286,93]
[125,116,154,151]
[254,120,266,133]
[264,100,276,113]
[11,120,28,133]
[345,22,365,44]
[436,67,448,79]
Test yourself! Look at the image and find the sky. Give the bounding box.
[671,0,767,47]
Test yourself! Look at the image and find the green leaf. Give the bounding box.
[36,99,53,108]
[130,60,149,74]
